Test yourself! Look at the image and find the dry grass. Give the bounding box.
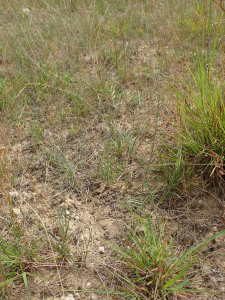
[1,0,225,299]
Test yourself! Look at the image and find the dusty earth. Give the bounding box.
[1,42,225,300]
[1,127,225,300]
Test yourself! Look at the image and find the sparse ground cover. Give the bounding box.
[1,0,225,299]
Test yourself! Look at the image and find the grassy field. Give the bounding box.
[1,0,225,299]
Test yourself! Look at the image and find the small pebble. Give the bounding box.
[212,226,218,232]
[91,293,99,300]
[13,208,20,215]
[86,282,91,287]
[22,8,30,15]
[10,191,19,199]
[198,199,204,207]
[66,210,70,215]
[220,286,225,292]
[98,246,105,254]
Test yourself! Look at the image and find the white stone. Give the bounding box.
[91,293,99,300]
[98,246,105,254]
[220,286,225,292]
[198,199,204,206]
[86,281,91,287]
[10,191,19,198]
[22,8,30,14]
[13,208,20,215]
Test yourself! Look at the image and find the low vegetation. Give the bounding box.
[0,0,225,299]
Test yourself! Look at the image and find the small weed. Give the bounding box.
[110,134,124,159]
[155,145,194,200]
[30,118,45,145]
[130,91,144,109]
[0,74,8,110]
[0,213,49,300]
[69,118,80,135]
[126,133,139,156]
[43,143,83,192]
[109,127,139,158]
[48,208,91,267]
[179,0,223,49]
[160,44,225,185]
[109,209,225,299]
[50,209,71,258]
[98,144,117,183]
